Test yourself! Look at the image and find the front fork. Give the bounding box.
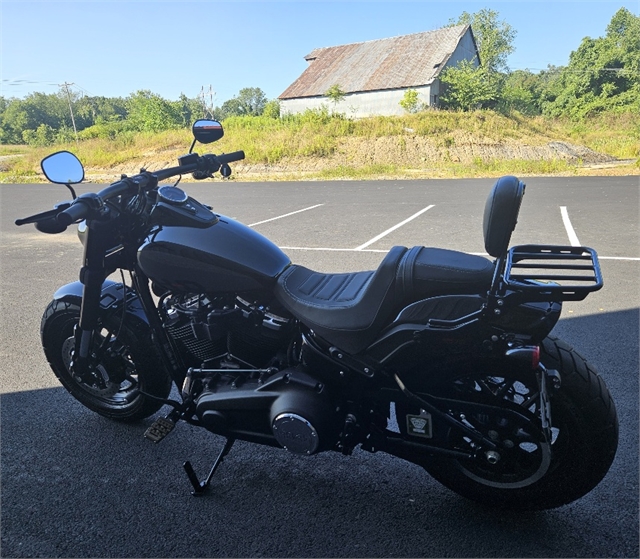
[71,218,113,379]
[70,218,187,390]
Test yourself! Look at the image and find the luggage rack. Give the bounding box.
[502,244,603,301]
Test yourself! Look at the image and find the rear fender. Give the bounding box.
[366,294,561,375]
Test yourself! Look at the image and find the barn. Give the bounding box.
[279,24,479,117]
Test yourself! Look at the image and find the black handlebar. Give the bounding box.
[57,201,91,226]
[18,150,244,229]
[217,151,245,165]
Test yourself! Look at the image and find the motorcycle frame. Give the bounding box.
[55,168,604,481]
[67,211,581,402]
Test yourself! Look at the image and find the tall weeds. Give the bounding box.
[1,110,637,183]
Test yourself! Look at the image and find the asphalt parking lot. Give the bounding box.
[1,175,638,558]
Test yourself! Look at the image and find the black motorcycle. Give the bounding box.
[16,119,618,510]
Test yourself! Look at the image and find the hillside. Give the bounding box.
[1,111,637,183]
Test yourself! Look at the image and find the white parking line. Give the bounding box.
[278,246,640,261]
[354,205,435,251]
[281,246,388,253]
[560,206,581,247]
[248,204,324,227]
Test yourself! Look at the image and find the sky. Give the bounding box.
[1,0,638,105]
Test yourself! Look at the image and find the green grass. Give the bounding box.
[314,164,400,180]
[0,145,28,156]
[1,109,637,183]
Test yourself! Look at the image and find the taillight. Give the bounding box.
[531,345,541,369]
[505,345,541,370]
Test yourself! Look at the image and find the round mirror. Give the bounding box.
[192,119,224,144]
[41,151,85,184]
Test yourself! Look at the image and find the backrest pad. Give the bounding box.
[483,175,525,258]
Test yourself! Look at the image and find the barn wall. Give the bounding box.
[280,27,478,117]
[446,27,479,68]
[280,84,433,118]
[432,28,480,105]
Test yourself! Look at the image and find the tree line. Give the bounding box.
[405,7,639,117]
[1,7,637,147]
[0,87,275,146]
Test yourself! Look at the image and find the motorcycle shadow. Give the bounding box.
[1,376,633,559]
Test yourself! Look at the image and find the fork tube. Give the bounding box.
[131,266,187,388]
[74,220,110,373]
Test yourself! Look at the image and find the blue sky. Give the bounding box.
[2,1,638,105]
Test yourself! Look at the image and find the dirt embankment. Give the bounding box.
[229,132,628,178]
[23,132,633,183]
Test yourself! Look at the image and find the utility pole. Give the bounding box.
[60,82,78,144]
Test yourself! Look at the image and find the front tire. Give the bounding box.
[41,299,172,421]
[418,336,618,510]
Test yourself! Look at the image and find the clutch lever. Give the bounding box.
[15,202,72,226]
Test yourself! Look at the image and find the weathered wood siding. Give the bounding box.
[280,27,479,117]
[281,85,432,117]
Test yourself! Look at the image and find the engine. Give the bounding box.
[187,367,341,455]
[160,292,343,454]
[161,292,294,369]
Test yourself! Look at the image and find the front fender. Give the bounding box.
[53,280,151,331]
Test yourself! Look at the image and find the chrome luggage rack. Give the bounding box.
[502,244,603,301]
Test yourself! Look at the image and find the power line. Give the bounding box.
[509,66,635,74]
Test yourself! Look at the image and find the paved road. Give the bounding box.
[1,176,638,558]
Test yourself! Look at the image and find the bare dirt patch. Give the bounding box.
[66,136,638,183]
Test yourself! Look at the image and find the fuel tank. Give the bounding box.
[137,215,291,294]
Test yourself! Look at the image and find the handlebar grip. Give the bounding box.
[57,201,90,226]
[217,151,245,164]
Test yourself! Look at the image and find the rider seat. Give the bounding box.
[274,175,525,355]
[275,246,493,354]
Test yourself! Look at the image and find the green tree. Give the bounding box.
[325,84,346,108]
[172,93,203,126]
[498,70,543,115]
[440,61,498,110]
[216,87,268,119]
[542,7,640,118]
[75,95,127,127]
[0,92,67,144]
[441,9,517,111]
[126,90,183,132]
[262,99,281,119]
[237,87,267,115]
[451,8,516,73]
[22,123,56,146]
[399,89,421,113]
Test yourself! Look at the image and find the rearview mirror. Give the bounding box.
[192,119,224,144]
[41,151,85,185]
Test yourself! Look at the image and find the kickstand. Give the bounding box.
[183,438,235,496]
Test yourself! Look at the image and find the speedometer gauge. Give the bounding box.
[157,185,188,205]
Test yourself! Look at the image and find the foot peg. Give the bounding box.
[144,416,175,443]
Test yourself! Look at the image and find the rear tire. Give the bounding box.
[418,336,618,510]
[41,299,172,422]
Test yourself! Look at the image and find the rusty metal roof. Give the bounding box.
[279,25,473,99]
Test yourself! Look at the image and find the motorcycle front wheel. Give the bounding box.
[41,299,172,422]
[406,336,618,510]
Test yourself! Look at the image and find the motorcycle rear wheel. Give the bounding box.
[417,336,618,510]
[41,299,172,421]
